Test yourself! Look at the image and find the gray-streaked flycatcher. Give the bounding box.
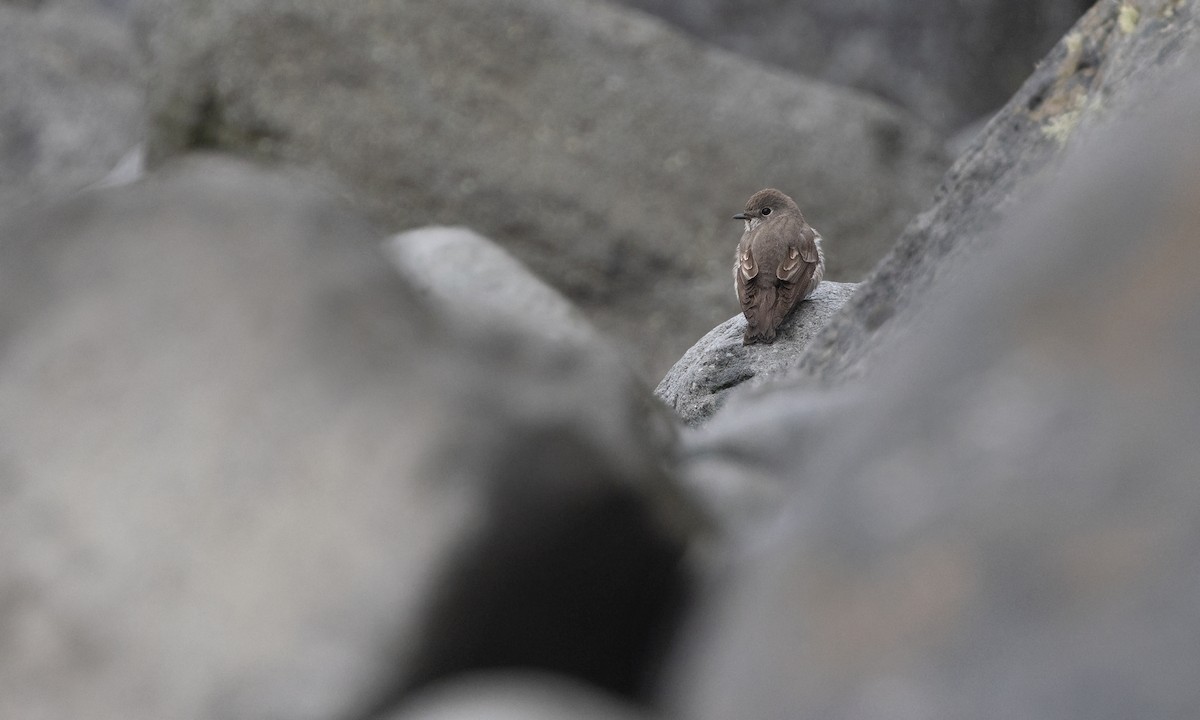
[732,188,825,345]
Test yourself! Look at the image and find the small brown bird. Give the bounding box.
[733,188,824,345]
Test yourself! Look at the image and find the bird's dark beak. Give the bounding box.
[732,212,750,221]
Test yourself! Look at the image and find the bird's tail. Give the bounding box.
[742,284,779,345]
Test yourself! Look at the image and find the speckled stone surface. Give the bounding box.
[655,281,856,425]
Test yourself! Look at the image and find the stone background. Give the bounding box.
[4,1,1200,719]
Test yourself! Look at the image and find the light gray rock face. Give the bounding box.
[792,0,1200,387]
[666,64,1200,720]
[615,0,1090,130]
[384,224,679,493]
[0,155,697,720]
[0,1,141,216]
[387,673,655,720]
[386,226,605,350]
[655,281,856,425]
[0,155,446,720]
[134,0,948,378]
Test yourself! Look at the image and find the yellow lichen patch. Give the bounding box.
[1118,2,1140,33]
[1160,0,1186,18]
[1029,1,1115,144]
[1033,81,1089,145]
[1059,31,1084,79]
[1042,108,1083,144]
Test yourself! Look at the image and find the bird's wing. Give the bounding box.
[736,237,759,282]
[735,255,753,312]
[776,259,817,320]
[772,219,820,326]
[735,236,759,309]
[799,226,821,264]
[776,218,820,282]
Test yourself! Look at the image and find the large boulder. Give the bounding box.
[0,155,698,719]
[655,281,856,425]
[0,154,444,720]
[0,0,141,216]
[615,0,1091,130]
[792,0,1200,387]
[665,57,1200,720]
[134,0,949,378]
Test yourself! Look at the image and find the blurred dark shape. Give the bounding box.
[397,424,689,701]
[383,227,703,705]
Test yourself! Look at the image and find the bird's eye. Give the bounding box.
[761,207,771,216]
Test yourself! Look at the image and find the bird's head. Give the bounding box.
[733,188,802,229]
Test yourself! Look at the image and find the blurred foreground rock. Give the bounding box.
[7,1,1200,718]
[656,281,856,425]
[0,155,698,719]
[667,60,1200,720]
[617,0,1090,130]
[135,0,948,378]
[0,1,141,215]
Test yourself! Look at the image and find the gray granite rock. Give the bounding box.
[134,0,948,378]
[0,155,698,719]
[792,0,1200,388]
[665,60,1200,720]
[656,281,856,425]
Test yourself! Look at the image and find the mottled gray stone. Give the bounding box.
[792,0,1200,388]
[655,281,856,425]
[666,60,1200,720]
[134,0,948,378]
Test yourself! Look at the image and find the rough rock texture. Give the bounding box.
[0,155,697,720]
[0,1,141,216]
[666,61,1200,720]
[655,281,856,425]
[134,0,948,378]
[792,0,1200,387]
[616,0,1091,130]
[388,673,655,720]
